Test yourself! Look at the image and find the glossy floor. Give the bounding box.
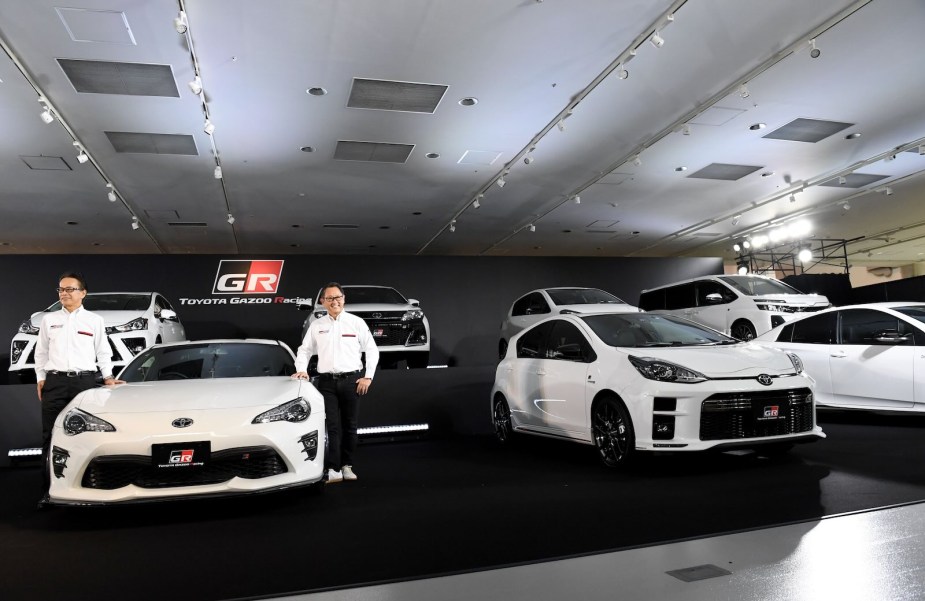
[287,501,925,601]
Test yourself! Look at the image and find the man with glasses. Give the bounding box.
[35,272,122,500]
[293,282,379,483]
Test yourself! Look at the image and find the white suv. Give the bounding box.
[9,292,186,383]
[299,285,430,368]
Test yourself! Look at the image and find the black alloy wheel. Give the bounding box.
[591,397,634,467]
[730,320,757,341]
[493,396,513,443]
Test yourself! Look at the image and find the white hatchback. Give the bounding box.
[753,302,925,411]
[9,292,186,383]
[492,312,823,466]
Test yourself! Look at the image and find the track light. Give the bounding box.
[650,30,664,48]
[188,76,203,96]
[572,195,581,205]
[131,217,139,231]
[106,183,117,202]
[842,202,851,212]
[738,84,750,99]
[227,213,235,225]
[838,176,847,185]
[523,148,535,164]
[528,224,536,233]
[449,220,456,233]
[632,155,642,167]
[37,97,55,124]
[884,186,893,196]
[174,11,188,34]
[496,170,509,188]
[681,124,691,136]
[790,193,797,203]
[73,142,88,164]
[472,195,482,209]
[731,214,741,226]
[203,119,215,135]
[616,63,628,80]
[809,38,821,59]
[214,165,222,179]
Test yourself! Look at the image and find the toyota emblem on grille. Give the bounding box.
[172,417,194,428]
[757,374,773,386]
[371,312,382,319]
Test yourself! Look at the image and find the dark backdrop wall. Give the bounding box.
[851,273,925,304]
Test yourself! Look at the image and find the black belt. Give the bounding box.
[47,370,97,377]
[318,369,363,380]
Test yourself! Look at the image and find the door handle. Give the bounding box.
[536,370,546,376]
[830,351,847,358]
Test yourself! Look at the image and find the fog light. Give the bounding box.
[299,431,319,461]
[51,446,70,478]
[653,415,675,440]
[771,315,786,328]
[124,338,147,355]
[11,341,27,362]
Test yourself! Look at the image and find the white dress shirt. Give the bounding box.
[295,311,379,378]
[34,306,113,381]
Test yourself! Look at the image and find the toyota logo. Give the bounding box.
[371,312,382,319]
[172,417,194,428]
[757,374,773,386]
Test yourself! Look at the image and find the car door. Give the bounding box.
[767,312,837,405]
[689,280,736,333]
[511,321,555,428]
[537,320,596,438]
[829,309,915,409]
[155,295,185,341]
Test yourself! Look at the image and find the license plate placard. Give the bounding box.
[373,328,385,337]
[152,441,210,469]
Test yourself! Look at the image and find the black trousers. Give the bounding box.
[316,376,361,471]
[41,373,97,492]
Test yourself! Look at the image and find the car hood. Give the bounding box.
[622,343,796,377]
[30,310,146,327]
[750,294,829,306]
[556,303,639,313]
[73,377,311,415]
[342,302,418,312]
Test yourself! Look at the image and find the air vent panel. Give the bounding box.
[763,118,854,143]
[347,78,447,113]
[59,59,178,97]
[687,163,763,181]
[334,141,413,163]
[106,132,198,155]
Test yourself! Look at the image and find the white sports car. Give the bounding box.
[492,312,824,466]
[46,339,325,505]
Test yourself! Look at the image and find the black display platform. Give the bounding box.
[3,411,925,601]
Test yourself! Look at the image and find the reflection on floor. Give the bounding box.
[283,501,925,601]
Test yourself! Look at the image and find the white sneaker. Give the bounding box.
[342,465,358,481]
[326,469,343,483]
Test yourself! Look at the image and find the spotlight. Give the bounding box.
[731,215,740,226]
[884,186,893,196]
[798,248,813,263]
[742,240,751,249]
[174,11,189,34]
[650,30,664,48]
[738,84,750,99]
[919,145,925,156]
[842,202,851,212]
[496,176,506,188]
[523,148,535,165]
[73,142,88,164]
[681,124,691,136]
[838,176,847,185]
[188,76,203,95]
[106,183,117,202]
[473,194,483,209]
[572,195,581,205]
[736,260,748,275]
[131,217,139,231]
[39,102,54,124]
[632,155,642,167]
[809,38,820,59]
[227,213,235,225]
[733,243,741,252]
[528,224,536,233]
[616,63,628,80]
[790,193,797,203]
[203,119,215,135]
[557,119,566,132]
[214,165,222,179]
[449,220,456,233]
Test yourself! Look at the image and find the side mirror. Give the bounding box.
[705,293,724,304]
[408,298,420,307]
[160,309,178,321]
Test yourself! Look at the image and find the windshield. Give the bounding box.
[717,276,804,296]
[318,286,408,305]
[893,306,925,326]
[45,293,151,312]
[120,342,296,382]
[546,288,626,305]
[581,313,735,348]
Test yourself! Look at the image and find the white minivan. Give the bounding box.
[638,274,830,340]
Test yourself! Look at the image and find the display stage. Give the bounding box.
[2,411,925,601]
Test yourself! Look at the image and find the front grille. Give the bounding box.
[353,311,406,322]
[81,446,287,490]
[795,305,827,313]
[359,318,426,346]
[700,388,813,441]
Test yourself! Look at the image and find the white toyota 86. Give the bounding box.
[46,339,325,505]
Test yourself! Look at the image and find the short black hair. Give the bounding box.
[322,282,344,296]
[59,271,87,291]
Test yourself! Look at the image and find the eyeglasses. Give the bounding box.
[322,295,344,302]
[56,287,83,293]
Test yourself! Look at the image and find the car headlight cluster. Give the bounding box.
[402,309,424,321]
[106,317,148,334]
[18,321,39,335]
[628,356,708,383]
[252,397,310,424]
[786,352,804,374]
[755,303,798,313]
[63,408,116,435]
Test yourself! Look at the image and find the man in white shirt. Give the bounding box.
[35,273,122,496]
[293,282,379,483]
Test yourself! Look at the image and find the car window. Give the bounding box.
[545,288,626,305]
[516,321,554,358]
[839,309,915,346]
[790,312,836,344]
[316,287,408,305]
[665,283,696,310]
[638,288,665,311]
[696,280,735,306]
[717,275,804,296]
[581,313,733,347]
[511,294,532,317]
[547,320,596,362]
[893,306,925,326]
[120,342,296,382]
[520,292,550,315]
[775,323,795,342]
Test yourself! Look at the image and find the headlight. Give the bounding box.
[252,397,311,424]
[18,321,39,335]
[628,356,708,383]
[106,317,148,334]
[786,352,803,374]
[402,309,424,321]
[63,408,116,435]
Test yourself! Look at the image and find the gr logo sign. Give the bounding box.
[213,260,284,294]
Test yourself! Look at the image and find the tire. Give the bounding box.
[498,339,508,361]
[730,320,757,341]
[492,395,514,443]
[406,352,429,369]
[591,397,635,467]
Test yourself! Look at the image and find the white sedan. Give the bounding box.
[753,302,925,411]
[46,339,325,505]
[491,312,823,466]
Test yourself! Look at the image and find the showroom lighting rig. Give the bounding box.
[734,237,857,277]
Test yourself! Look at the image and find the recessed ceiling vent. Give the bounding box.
[106,132,198,155]
[167,222,207,227]
[58,59,179,97]
[819,173,889,188]
[347,78,447,113]
[687,163,763,181]
[323,224,360,229]
[334,141,413,163]
[20,156,72,170]
[763,118,853,143]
